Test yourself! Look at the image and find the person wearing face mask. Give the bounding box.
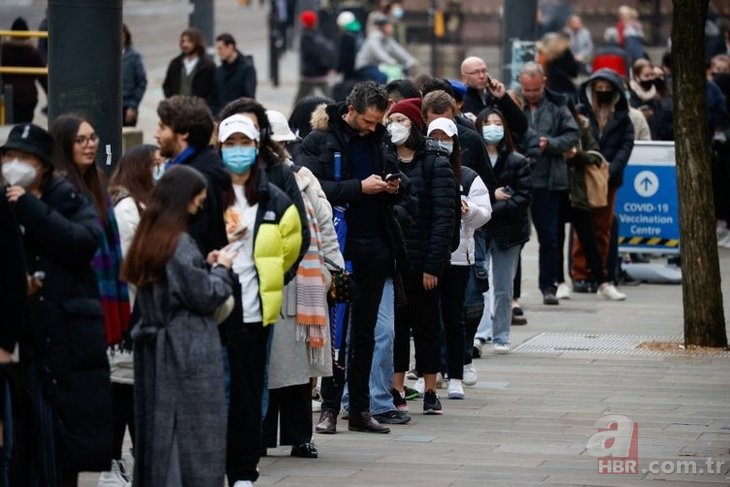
[2,123,113,485]
[385,98,458,416]
[475,109,532,355]
[121,165,235,487]
[571,69,634,297]
[628,58,665,139]
[217,114,302,487]
[427,117,491,399]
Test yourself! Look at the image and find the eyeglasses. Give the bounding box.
[75,134,99,146]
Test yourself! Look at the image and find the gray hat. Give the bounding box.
[0,123,54,165]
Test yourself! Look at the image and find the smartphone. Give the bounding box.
[385,173,401,182]
[502,186,515,196]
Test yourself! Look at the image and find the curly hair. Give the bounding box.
[156,96,214,150]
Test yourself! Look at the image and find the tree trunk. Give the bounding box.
[672,0,727,347]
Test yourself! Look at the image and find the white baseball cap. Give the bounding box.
[427,117,458,138]
[218,114,260,143]
[266,110,297,142]
[337,11,356,28]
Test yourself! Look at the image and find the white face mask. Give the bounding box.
[388,122,410,146]
[2,159,38,189]
[437,140,453,155]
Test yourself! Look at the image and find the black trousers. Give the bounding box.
[439,265,470,380]
[225,322,269,484]
[321,238,391,415]
[559,205,607,284]
[262,383,312,447]
[394,269,442,375]
[111,383,134,459]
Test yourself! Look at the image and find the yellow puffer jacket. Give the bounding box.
[252,182,302,326]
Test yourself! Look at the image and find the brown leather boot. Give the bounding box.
[315,409,337,434]
[348,411,390,434]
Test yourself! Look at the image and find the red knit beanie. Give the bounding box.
[300,10,318,29]
[389,98,425,132]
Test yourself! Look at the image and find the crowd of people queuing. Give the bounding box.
[1,2,730,487]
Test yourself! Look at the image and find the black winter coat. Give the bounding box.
[462,86,529,137]
[0,41,47,118]
[299,103,412,271]
[213,52,257,116]
[162,54,216,107]
[14,176,113,472]
[390,139,458,277]
[0,195,27,352]
[486,151,532,249]
[182,147,231,255]
[578,69,635,188]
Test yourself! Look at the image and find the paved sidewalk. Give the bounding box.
[3,1,729,485]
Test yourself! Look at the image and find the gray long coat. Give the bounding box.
[132,233,232,487]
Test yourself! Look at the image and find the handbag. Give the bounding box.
[584,150,609,208]
[324,257,358,303]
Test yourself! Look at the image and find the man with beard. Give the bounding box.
[154,95,230,254]
[163,28,216,109]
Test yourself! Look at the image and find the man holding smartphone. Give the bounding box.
[461,56,528,138]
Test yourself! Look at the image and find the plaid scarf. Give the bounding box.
[296,193,328,365]
[92,205,131,347]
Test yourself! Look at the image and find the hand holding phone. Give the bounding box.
[385,173,401,182]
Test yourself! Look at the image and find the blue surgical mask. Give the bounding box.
[222,146,257,174]
[482,125,504,145]
[437,140,453,155]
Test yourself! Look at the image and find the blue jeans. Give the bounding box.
[531,188,567,292]
[342,278,395,415]
[487,241,521,346]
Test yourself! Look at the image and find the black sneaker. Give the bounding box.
[542,288,559,305]
[423,390,443,415]
[390,388,408,410]
[373,410,412,424]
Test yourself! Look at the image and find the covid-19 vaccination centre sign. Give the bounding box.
[615,141,680,254]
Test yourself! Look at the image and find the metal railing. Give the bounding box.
[0,30,48,125]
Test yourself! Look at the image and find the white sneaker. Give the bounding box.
[447,379,465,399]
[494,343,510,354]
[556,282,572,299]
[462,364,478,386]
[233,482,254,487]
[97,460,131,487]
[719,232,730,248]
[436,372,445,389]
[413,377,425,396]
[597,282,626,301]
[406,366,418,380]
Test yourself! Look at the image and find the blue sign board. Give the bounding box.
[615,141,679,254]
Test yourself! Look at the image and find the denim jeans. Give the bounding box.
[342,278,395,415]
[486,241,521,346]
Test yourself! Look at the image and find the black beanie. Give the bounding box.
[11,17,29,32]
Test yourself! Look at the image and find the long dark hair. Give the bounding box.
[181,27,206,57]
[475,108,516,153]
[121,165,208,287]
[109,144,157,208]
[448,136,462,183]
[50,114,108,221]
